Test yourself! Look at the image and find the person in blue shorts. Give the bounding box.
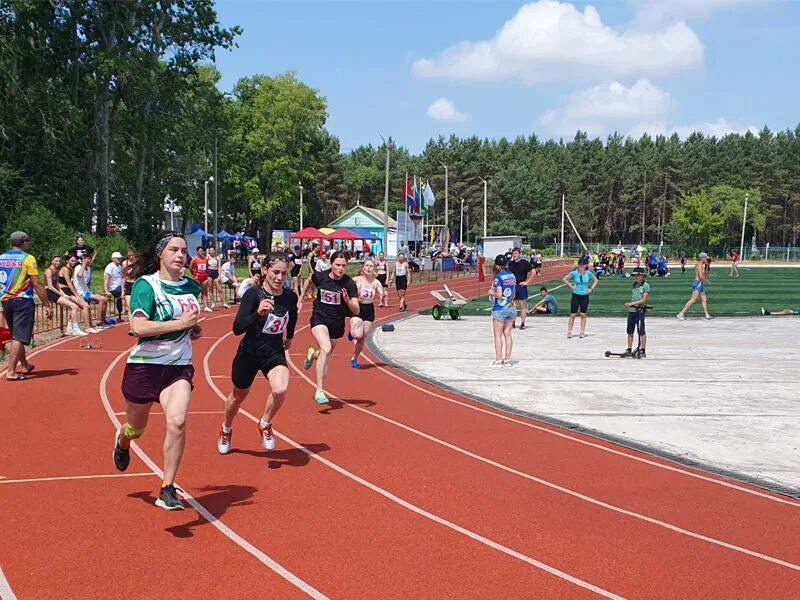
[505,247,534,329]
[677,252,711,320]
[562,258,598,338]
[490,254,516,367]
[529,286,558,315]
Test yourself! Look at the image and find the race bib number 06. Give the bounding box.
[319,290,341,305]
[262,312,289,335]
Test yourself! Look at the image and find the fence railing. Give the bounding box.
[540,243,800,261]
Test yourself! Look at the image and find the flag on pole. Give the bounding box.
[404,173,415,212]
[413,176,421,213]
[424,181,436,207]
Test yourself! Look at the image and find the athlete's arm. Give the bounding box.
[285,296,298,341]
[232,289,261,335]
[61,267,80,296]
[103,271,111,295]
[44,269,61,295]
[130,309,198,337]
[344,280,360,315]
[589,273,599,292]
[30,274,51,310]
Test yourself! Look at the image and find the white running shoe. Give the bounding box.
[73,325,89,337]
[217,428,232,455]
[87,327,102,334]
[259,422,276,451]
[676,314,686,321]
[503,360,513,367]
[203,306,214,313]
[491,360,503,367]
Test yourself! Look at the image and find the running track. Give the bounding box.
[1,267,799,599]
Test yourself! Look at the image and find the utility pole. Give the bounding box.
[641,170,646,245]
[459,197,464,245]
[299,183,304,230]
[740,192,749,259]
[213,131,219,247]
[478,177,488,240]
[439,161,449,229]
[560,192,565,257]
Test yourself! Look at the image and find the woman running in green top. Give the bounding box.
[113,232,202,511]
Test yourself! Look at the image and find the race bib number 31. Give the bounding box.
[320,290,341,305]
[262,312,289,335]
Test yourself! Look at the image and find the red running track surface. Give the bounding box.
[1,267,799,599]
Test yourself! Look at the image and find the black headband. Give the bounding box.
[155,232,184,257]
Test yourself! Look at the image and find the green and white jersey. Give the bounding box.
[127,274,202,365]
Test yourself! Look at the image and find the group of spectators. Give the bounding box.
[0,232,124,378]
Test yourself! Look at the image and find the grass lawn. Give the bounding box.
[455,267,800,318]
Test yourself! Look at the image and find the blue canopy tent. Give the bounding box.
[350,228,381,241]
[216,230,235,240]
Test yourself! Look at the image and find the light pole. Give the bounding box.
[439,161,449,229]
[478,177,488,240]
[213,131,219,247]
[459,197,465,245]
[204,176,214,232]
[380,135,391,255]
[299,183,304,231]
[739,192,749,260]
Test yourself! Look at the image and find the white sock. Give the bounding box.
[259,418,270,429]
[222,424,232,434]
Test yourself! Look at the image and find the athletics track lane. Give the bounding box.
[3,268,799,598]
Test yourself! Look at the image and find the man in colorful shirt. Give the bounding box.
[0,231,52,380]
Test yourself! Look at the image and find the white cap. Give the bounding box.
[111,251,123,259]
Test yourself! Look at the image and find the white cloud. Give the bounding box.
[630,0,771,28]
[669,118,759,138]
[540,79,673,136]
[426,98,468,122]
[411,1,703,84]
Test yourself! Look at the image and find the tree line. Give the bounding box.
[2,0,799,254]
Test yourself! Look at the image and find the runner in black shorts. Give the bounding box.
[287,245,303,296]
[217,252,298,455]
[375,251,389,307]
[390,252,410,311]
[298,251,359,404]
[348,259,383,369]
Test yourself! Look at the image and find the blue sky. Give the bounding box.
[214,0,800,153]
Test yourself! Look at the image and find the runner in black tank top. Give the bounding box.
[298,251,360,405]
[391,252,410,312]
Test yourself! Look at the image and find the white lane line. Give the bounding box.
[281,339,800,573]
[362,353,800,509]
[203,334,624,599]
[0,335,77,379]
[0,566,17,600]
[100,348,328,600]
[0,472,154,484]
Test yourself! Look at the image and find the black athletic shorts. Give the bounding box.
[395,275,408,290]
[570,293,590,314]
[46,289,61,304]
[357,303,375,323]
[208,269,219,280]
[377,274,387,288]
[626,311,646,335]
[124,281,134,296]
[231,350,288,390]
[310,314,345,340]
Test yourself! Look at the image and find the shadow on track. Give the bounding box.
[318,398,376,415]
[230,442,331,470]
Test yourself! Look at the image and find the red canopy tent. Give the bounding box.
[326,228,361,241]
[289,226,326,240]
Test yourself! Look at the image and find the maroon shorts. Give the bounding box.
[121,363,195,404]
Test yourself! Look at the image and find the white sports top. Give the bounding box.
[395,262,408,276]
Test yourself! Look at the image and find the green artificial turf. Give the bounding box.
[454,267,800,318]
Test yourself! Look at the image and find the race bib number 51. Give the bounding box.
[320,290,341,305]
[262,311,289,335]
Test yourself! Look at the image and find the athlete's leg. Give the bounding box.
[700,292,710,318]
[567,313,576,336]
[352,320,372,362]
[349,316,364,341]
[518,300,527,325]
[579,311,588,335]
[118,401,153,450]
[492,318,504,361]
[502,319,513,361]
[678,291,700,316]
[311,325,333,393]
[57,295,80,327]
[158,379,191,487]
[263,365,290,423]
[223,385,249,429]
